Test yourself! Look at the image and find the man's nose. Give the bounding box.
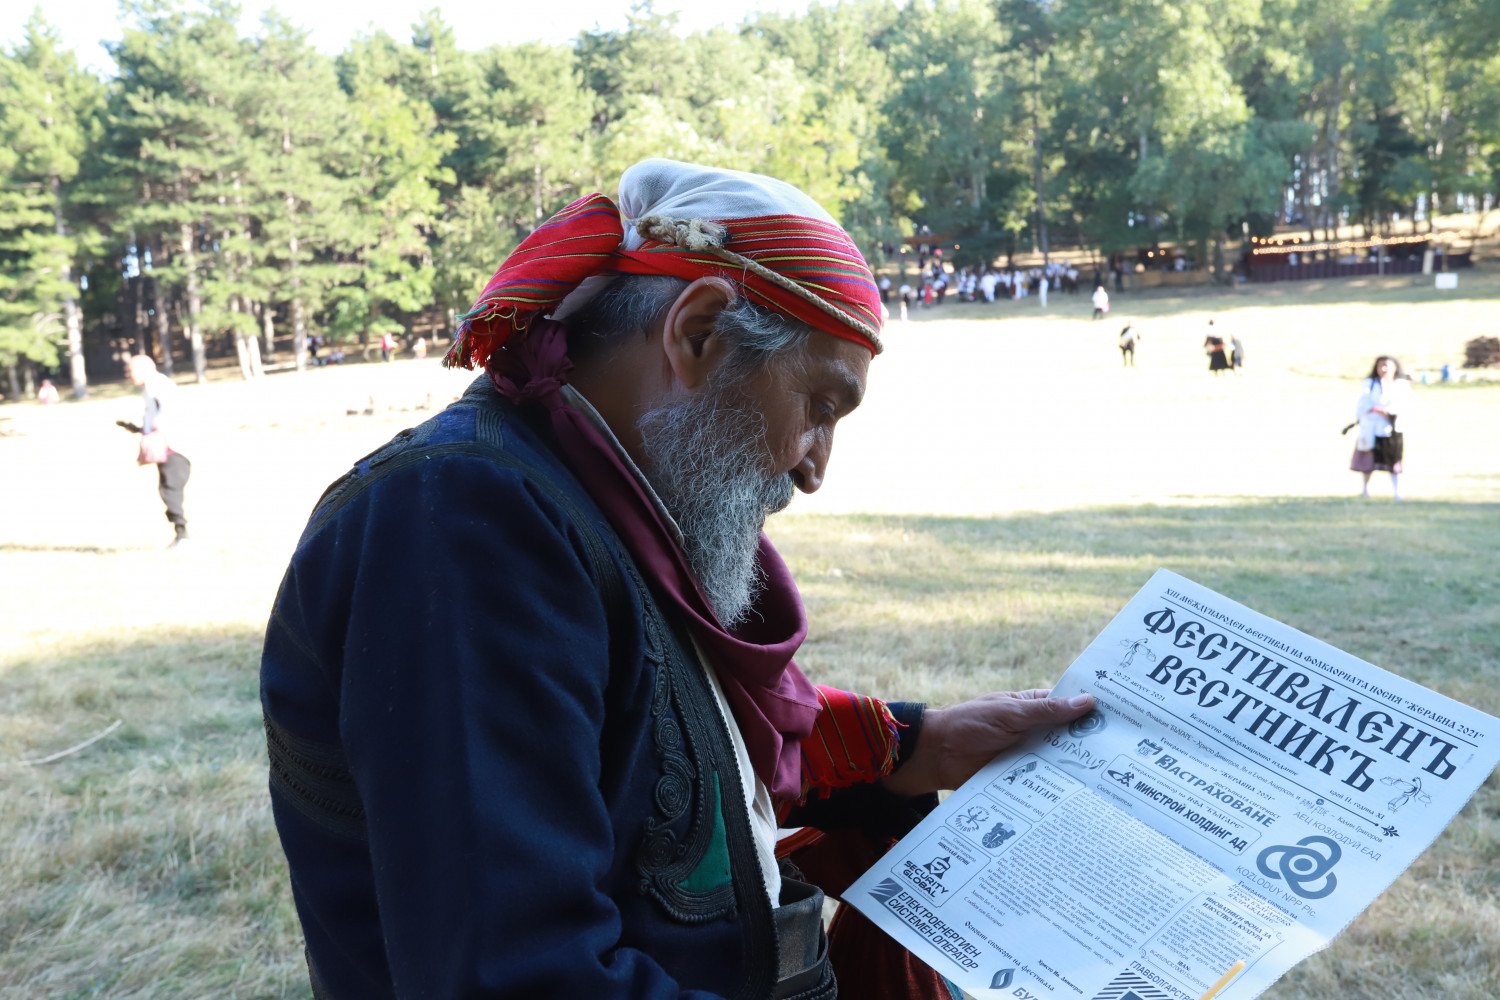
[792,436,831,494]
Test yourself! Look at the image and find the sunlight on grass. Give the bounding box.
[1,276,1496,997]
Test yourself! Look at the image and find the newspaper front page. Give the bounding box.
[845,570,1499,1000]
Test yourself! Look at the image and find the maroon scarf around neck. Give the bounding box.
[488,320,819,799]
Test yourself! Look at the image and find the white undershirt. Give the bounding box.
[561,385,781,906]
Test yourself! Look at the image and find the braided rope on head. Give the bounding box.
[635,214,728,251]
[633,215,883,352]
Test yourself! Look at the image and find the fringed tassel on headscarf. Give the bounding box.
[443,304,533,370]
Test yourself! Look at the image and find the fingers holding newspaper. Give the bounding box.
[883,689,1096,796]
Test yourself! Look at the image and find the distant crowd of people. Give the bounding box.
[881,257,1092,320]
[305,333,429,367]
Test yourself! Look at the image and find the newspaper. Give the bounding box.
[845,570,1499,1000]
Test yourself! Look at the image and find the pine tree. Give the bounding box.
[103,1,251,382]
[882,0,1027,258]
[330,35,453,351]
[0,12,104,397]
[245,14,352,369]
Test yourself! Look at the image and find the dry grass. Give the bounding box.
[1,271,1496,998]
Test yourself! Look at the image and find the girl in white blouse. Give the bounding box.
[1349,355,1411,499]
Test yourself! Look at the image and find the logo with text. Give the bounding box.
[1136,738,1163,758]
[954,804,989,832]
[900,857,952,900]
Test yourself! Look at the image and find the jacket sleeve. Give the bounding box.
[264,452,724,999]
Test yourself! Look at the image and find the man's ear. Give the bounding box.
[660,276,737,390]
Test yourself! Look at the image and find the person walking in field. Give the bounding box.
[259,158,1093,1000]
[125,355,191,547]
[1091,283,1109,319]
[1118,322,1139,366]
[1204,320,1229,375]
[1350,355,1410,500]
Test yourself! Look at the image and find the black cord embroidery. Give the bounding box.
[634,590,736,923]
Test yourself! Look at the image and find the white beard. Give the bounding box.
[637,381,795,629]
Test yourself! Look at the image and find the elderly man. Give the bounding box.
[260,160,1092,999]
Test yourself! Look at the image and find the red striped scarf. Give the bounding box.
[446,189,888,799]
[445,192,881,370]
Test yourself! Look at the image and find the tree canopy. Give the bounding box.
[1,0,1495,389]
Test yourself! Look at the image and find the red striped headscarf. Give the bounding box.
[441,160,890,801]
[444,158,883,370]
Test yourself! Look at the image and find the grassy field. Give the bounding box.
[1,271,1497,998]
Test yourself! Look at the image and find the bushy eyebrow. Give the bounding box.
[823,361,865,414]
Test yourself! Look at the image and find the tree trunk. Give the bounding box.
[1298,155,1315,243]
[246,328,264,377]
[179,222,207,382]
[6,363,21,401]
[260,301,276,358]
[1322,69,1347,244]
[364,303,381,362]
[291,297,308,372]
[1031,52,1049,268]
[285,201,308,370]
[229,298,262,381]
[22,362,37,399]
[232,313,251,380]
[63,294,86,398]
[151,273,175,377]
[127,271,147,357]
[51,176,88,399]
[232,330,265,380]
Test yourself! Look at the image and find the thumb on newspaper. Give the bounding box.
[883,689,1095,797]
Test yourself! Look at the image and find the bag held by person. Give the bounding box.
[138,431,169,465]
[1372,415,1403,466]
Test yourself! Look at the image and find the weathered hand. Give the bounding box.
[883,689,1095,797]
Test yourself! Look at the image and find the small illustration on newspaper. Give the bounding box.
[845,569,1499,1000]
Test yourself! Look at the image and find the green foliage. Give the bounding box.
[883,1,1025,242]
[453,43,595,228]
[328,57,453,340]
[243,15,354,355]
[4,0,1497,380]
[0,13,103,368]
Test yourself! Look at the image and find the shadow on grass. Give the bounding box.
[780,497,1500,710]
[1,625,266,760]
[1,503,1496,998]
[1111,269,1500,315]
[0,626,307,998]
[0,542,154,555]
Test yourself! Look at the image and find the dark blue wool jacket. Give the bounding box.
[262,379,922,999]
